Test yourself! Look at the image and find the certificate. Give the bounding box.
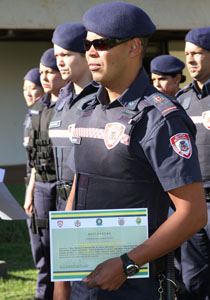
[50,208,149,281]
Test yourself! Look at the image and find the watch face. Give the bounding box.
[126,264,139,276]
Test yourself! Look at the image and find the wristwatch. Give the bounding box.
[120,253,140,276]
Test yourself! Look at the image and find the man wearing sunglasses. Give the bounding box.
[65,2,207,299]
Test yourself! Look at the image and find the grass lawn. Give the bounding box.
[0,184,38,300]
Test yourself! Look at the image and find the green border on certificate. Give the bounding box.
[50,208,149,281]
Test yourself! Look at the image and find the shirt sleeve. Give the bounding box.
[133,110,202,191]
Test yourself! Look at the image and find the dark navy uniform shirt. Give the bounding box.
[69,68,202,193]
[177,79,210,188]
[67,67,203,300]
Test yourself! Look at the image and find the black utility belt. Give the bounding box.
[35,172,57,183]
[56,183,72,200]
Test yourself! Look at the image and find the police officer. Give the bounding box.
[23,68,44,107]
[23,69,45,300]
[23,68,44,182]
[24,48,66,300]
[65,2,207,299]
[176,27,210,300]
[150,55,186,97]
[49,22,98,300]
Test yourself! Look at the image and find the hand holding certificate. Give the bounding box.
[50,208,149,282]
[83,256,126,290]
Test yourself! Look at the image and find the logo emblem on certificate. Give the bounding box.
[74,220,81,227]
[118,218,125,226]
[57,220,63,228]
[96,218,103,226]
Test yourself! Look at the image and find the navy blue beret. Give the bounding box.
[150,55,186,83]
[150,55,185,74]
[83,1,156,38]
[185,27,210,50]
[24,68,41,86]
[52,22,86,53]
[40,48,58,71]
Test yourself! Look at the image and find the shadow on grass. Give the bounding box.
[0,184,34,270]
[0,242,34,271]
[1,271,36,281]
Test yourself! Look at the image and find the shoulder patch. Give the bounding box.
[150,94,166,104]
[170,133,192,159]
[145,93,178,117]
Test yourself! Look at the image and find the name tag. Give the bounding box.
[71,137,81,144]
[29,109,40,115]
[49,120,62,129]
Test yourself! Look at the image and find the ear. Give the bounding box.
[174,73,182,84]
[129,38,142,58]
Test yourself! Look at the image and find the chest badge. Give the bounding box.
[104,122,126,150]
[202,111,210,130]
[170,133,192,159]
[68,123,81,144]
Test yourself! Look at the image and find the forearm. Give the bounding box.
[24,168,36,214]
[65,174,76,211]
[128,182,207,267]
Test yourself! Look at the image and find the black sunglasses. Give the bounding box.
[83,37,132,51]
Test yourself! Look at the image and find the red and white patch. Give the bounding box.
[202,111,210,129]
[104,123,126,149]
[68,124,75,142]
[57,220,63,228]
[170,133,192,159]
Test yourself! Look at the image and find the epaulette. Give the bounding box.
[144,93,179,117]
[56,97,66,112]
[175,83,192,98]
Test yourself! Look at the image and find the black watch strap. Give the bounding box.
[120,253,136,266]
[120,253,139,276]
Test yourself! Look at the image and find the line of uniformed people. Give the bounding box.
[21,2,210,300]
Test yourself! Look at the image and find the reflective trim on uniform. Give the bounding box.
[191,113,210,130]
[72,127,130,147]
[191,116,203,124]
[161,106,177,115]
[48,129,69,138]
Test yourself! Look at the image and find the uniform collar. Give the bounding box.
[69,80,99,108]
[97,68,150,110]
[56,81,99,110]
[192,79,210,98]
[40,93,52,107]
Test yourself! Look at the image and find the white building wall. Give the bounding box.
[0,41,51,165]
[0,0,210,30]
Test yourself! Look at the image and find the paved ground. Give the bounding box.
[1,164,25,185]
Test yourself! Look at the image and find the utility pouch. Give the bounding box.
[150,255,167,279]
[56,183,72,200]
[30,210,39,234]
